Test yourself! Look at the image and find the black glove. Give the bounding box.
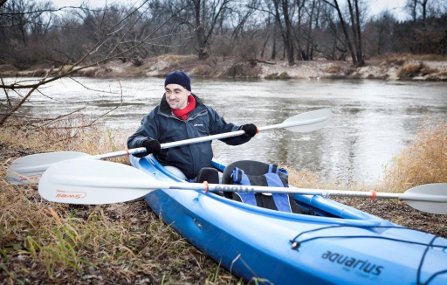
[135,139,161,157]
[241,123,257,137]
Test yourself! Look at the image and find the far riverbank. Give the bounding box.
[1,54,447,81]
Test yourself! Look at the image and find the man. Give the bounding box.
[127,70,257,180]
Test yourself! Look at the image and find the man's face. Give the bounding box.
[165,83,190,109]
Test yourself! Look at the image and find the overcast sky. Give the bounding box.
[51,0,409,20]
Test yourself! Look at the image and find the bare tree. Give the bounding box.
[271,0,295,65]
[0,0,173,127]
[1,0,447,89]
[347,0,364,65]
[294,0,323,61]
[363,11,396,56]
[0,0,55,67]
[322,0,364,66]
[189,0,233,59]
[405,0,444,22]
[406,0,418,22]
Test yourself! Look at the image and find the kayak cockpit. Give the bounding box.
[214,159,386,222]
[135,155,387,227]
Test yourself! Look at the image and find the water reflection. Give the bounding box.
[2,77,446,185]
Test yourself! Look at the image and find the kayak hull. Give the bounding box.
[131,155,447,284]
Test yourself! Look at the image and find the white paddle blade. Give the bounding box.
[7,151,89,185]
[400,183,447,215]
[38,159,158,204]
[282,108,333,132]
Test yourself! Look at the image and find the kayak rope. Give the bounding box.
[290,225,446,249]
[417,235,447,285]
[417,235,437,284]
[424,269,447,285]
[290,225,447,285]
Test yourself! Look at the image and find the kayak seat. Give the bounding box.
[196,167,220,184]
[222,160,305,214]
[221,160,269,199]
[222,160,269,182]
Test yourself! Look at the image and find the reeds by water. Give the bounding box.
[381,122,447,192]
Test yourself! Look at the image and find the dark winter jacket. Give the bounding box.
[127,94,252,179]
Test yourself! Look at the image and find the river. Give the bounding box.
[5,77,447,185]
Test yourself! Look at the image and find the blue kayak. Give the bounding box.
[130,155,447,284]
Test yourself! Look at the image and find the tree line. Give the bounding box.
[1,0,446,70]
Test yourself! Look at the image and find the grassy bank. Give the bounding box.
[0,123,241,284]
[1,120,446,284]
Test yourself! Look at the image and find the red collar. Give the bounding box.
[172,95,196,120]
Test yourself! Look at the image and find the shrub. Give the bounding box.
[325,65,343,74]
[381,122,447,192]
[264,72,290,80]
[222,62,261,78]
[397,62,437,79]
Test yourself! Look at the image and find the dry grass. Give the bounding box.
[264,72,291,80]
[411,54,447,61]
[397,62,438,79]
[324,64,344,74]
[379,53,447,63]
[0,121,240,284]
[380,122,447,192]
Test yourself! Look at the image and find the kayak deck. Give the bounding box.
[131,155,447,284]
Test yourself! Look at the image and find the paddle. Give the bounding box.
[38,159,447,214]
[8,108,332,185]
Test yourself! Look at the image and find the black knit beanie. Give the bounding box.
[164,70,191,91]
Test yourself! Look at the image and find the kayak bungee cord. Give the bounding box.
[418,236,445,285]
[417,235,438,284]
[290,225,447,285]
[290,224,406,249]
[425,269,447,285]
[290,224,446,249]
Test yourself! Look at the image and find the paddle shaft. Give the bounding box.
[38,159,447,213]
[93,114,330,160]
[50,174,447,203]
[93,130,248,160]
[258,116,328,131]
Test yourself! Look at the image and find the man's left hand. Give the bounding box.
[241,124,258,137]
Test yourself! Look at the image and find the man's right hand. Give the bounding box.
[135,139,161,157]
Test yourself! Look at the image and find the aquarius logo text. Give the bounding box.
[321,250,383,276]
